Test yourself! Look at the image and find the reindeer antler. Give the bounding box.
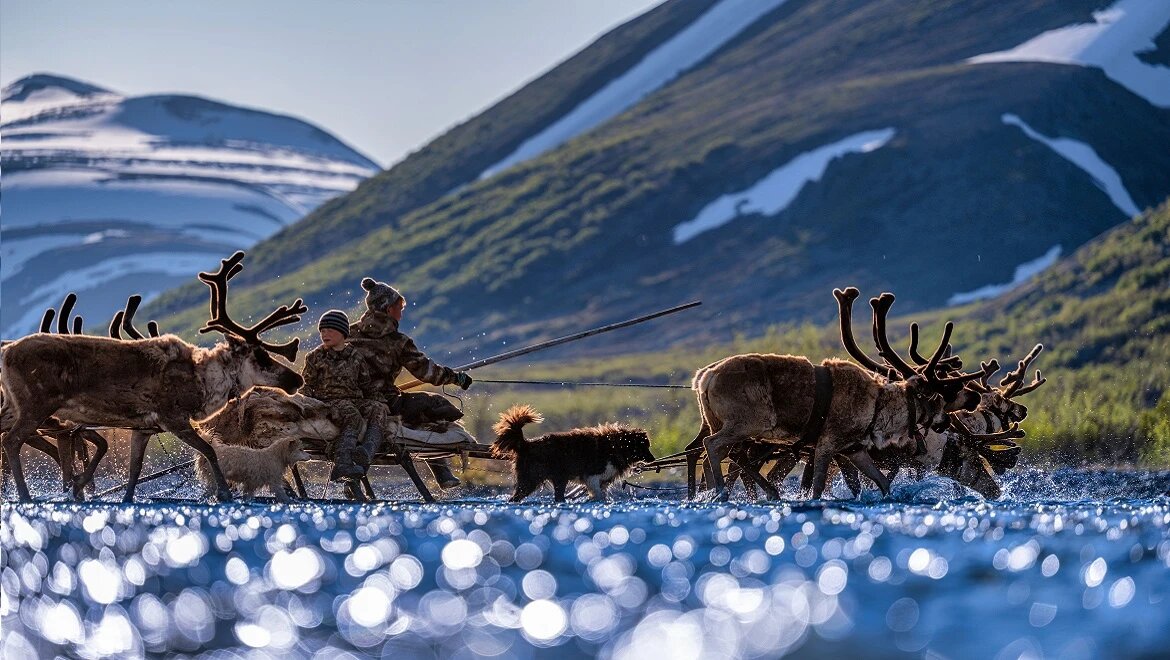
[197,251,307,361]
[870,294,920,379]
[908,322,963,371]
[109,295,161,339]
[833,287,898,379]
[40,293,84,335]
[999,344,1045,397]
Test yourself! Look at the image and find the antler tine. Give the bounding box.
[978,359,1001,389]
[908,323,929,365]
[920,323,987,387]
[147,321,160,337]
[1011,369,1046,396]
[1000,344,1044,396]
[121,295,146,340]
[109,311,126,339]
[833,287,898,379]
[950,418,1025,442]
[870,293,919,379]
[41,308,56,333]
[72,317,83,335]
[58,293,78,334]
[249,299,309,336]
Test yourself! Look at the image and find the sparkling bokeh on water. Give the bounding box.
[2,468,1169,659]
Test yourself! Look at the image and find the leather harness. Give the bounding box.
[789,365,834,452]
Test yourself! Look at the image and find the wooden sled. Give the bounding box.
[291,419,496,502]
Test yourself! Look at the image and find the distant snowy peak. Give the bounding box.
[2,73,122,123]
[0,73,380,339]
[2,74,380,169]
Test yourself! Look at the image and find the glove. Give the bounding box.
[455,372,473,390]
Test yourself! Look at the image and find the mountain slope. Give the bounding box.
[0,74,378,339]
[151,0,1170,360]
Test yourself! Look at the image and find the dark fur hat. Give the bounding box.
[361,277,403,312]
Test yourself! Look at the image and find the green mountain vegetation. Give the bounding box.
[456,200,1170,467]
[149,0,1170,358]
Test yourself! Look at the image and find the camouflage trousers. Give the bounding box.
[322,399,393,456]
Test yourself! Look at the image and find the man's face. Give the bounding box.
[388,300,405,322]
[319,328,346,350]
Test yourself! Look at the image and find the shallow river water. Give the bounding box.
[3,468,1169,659]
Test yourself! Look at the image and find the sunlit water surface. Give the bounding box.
[3,468,1169,659]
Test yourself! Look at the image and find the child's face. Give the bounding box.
[319,328,346,350]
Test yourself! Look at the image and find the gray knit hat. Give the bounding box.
[318,309,350,338]
[361,277,403,312]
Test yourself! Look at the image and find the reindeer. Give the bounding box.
[854,341,1044,496]
[691,288,987,501]
[1,293,114,499]
[1,251,307,502]
[732,311,1043,500]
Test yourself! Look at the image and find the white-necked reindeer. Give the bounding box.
[1,251,307,502]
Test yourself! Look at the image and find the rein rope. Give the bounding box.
[476,378,688,389]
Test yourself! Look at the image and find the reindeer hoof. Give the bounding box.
[216,489,234,502]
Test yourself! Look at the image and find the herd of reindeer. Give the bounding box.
[0,251,1045,504]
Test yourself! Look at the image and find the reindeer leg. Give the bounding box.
[166,422,232,502]
[845,449,891,496]
[742,462,781,500]
[766,451,800,489]
[702,428,742,502]
[799,459,815,496]
[77,430,107,496]
[122,431,152,503]
[835,456,863,498]
[809,446,836,499]
[3,414,46,502]
[55,432,80,499]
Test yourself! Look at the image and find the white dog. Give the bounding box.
[198,437,310,502]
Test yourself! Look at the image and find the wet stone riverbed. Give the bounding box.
[3,468,1170,659]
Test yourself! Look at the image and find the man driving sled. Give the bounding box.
[348,277,472,488]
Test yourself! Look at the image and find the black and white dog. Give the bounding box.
[491,405,655,502]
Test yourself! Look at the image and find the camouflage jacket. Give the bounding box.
[301,343,373,401]
[348,309,458,401]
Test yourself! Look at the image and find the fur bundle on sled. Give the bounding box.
[492,405,655,502]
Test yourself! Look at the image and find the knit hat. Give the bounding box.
[318,309,350,338]
[361,277,403,312]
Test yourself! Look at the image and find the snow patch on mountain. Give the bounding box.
[967,0,1170,108]
[480,0,790,179]
[1002,113,1139,218]
[1,74,379,339]
[672,128,896,244]
[948,245,1063,306]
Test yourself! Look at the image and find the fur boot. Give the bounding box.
[329,428,365,481]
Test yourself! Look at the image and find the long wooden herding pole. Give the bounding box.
[399,300,701,391]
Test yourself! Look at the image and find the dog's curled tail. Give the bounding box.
[492,404,543,458]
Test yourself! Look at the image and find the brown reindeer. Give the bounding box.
[735,317,1041,499]
[692,288,986,501]
[1,251,307,502]
[1,293,113,499]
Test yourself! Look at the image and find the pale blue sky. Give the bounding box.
[1,0,665,167]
